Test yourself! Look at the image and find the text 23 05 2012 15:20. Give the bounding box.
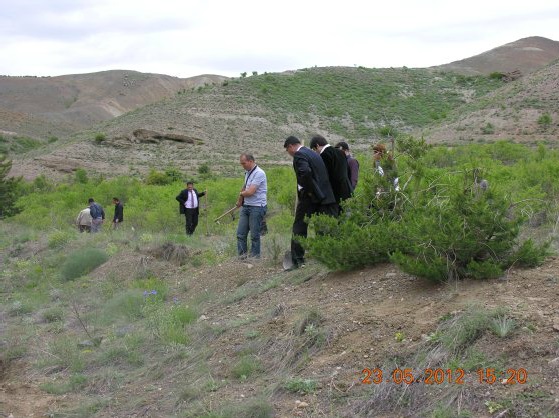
[361,368,528,385]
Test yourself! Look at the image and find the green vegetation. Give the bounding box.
[305,139,554,280]
[94,132,106,143]
[0,154,22,218]
[0,135,46,154]
[238,67,503,138]
[538,112,552,127]
[60,248,109,280]
[1,137,557,417]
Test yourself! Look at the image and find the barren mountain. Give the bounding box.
[433,36,559,76]
[420,59,559,144]
[5,37,559,180]
[0,71,227,138]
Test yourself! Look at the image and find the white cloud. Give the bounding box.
[1,0,557,77]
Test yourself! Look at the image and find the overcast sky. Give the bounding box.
[1,0,558,78]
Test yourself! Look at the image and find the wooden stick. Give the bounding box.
[214,206,238,223]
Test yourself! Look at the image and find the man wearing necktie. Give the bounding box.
[176,181,206,235]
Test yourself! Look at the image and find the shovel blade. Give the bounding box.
[282,250,294,271]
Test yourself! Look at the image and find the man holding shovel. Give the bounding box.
[236,153,267,259]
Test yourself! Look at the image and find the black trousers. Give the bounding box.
[184,208,199,235]
[291,197,338,266]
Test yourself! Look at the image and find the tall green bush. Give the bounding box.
[61,248,109,280]
[305,138,553,281]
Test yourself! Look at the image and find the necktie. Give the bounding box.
[190,190,195,208]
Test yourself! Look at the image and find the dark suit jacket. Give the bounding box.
[176,188,206,215]
[320,146,352,203]
[113,202,124,222]
[293,146,336,205]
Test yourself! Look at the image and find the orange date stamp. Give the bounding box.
[360,368,528,385]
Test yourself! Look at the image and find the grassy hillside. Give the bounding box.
[2,141,559,417]
[422,60,559,144]
[9,67,505,180]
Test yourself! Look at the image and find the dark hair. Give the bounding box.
[309,135,328,150]
[335,141,349,151]
[112,197,120,202]
[283,136,301,148]
[240,153,255,162]
[88,198,94,203]
[186,181,194,185]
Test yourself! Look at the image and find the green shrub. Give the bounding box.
[231,355,261,380]
[74,168,88,184]
[537,113,552,126]
[306,139,552,281]
[284,377,318,394]
[481,122,495,134]
[61,248,109,280]
[145,168,172,185]
[489,316,516,337]
[48,230,73,249]
[94,133,106,143]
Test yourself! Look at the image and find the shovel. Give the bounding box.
[282,250,294,271]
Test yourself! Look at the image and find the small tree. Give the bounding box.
[94,133,106,143]
[198,162,211,178]
[0,154,22,218]
[74,168,88,184]
[537,113,552,128]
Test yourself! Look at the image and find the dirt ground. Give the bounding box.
[2,251,559,417]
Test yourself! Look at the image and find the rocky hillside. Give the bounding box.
[4,37,559,180]
[420,59,559,144]
[433,36,559,76]
[0,71,227,138]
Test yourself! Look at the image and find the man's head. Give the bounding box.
[186,181,194,191]
[88,198,95,204]
[112,197,120,205]
[309,135,328,153]
[239,153,256,171]
[283,136,301,157]
[335,141,350,155]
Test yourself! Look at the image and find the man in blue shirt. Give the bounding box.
[236,153,267,259]
[88,198,105,233]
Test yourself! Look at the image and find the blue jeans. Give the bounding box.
[237,205,267,258]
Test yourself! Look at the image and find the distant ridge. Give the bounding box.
[433,36,559,75]
[0,70,227,138]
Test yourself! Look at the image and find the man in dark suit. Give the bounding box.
[112,197,124,229]
[310,135,352,213]
[284,136,337,269]
[176,181,206,235]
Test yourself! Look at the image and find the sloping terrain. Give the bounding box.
[433,36,559,76]
[8,67,505,180]
[0,71,227,138]
[6,37,559,179]
[2,239,558,417]
[420,60,559,144]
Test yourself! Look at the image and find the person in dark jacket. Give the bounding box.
[112,197,123,229]
[176,181,206,235]
[88,198,105,233]
[310,135,352,213]
[284,136,337,269]
[335,141,359,191]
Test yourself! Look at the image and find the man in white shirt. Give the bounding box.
[76,207,92,233]
[176,181,206,235]
[236,153,267,259]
